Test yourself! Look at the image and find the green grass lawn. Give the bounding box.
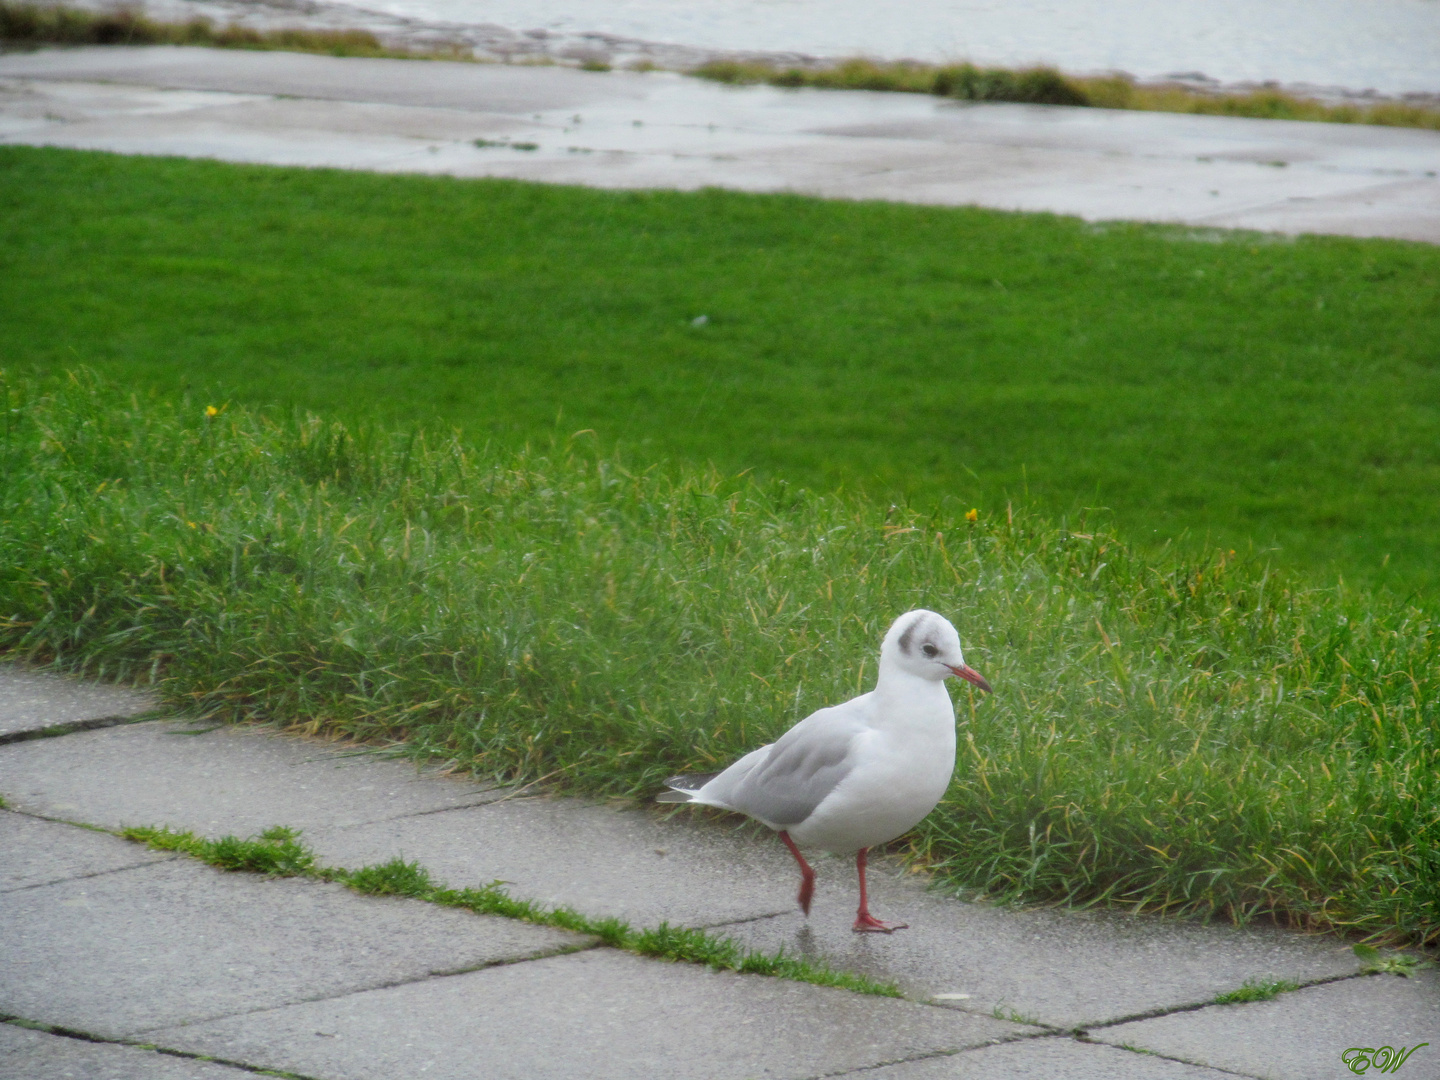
[3,146,1439,595]
[4,374,1436,943]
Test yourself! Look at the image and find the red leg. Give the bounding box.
[778,831,816,916]
[853,848,908,933]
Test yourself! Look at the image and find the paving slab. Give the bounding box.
[0,714,1364,1031]
[0,665,157,742]
[0,718,506,835]
[0,1022,252,1080]
[714,865,1360,1030]
[151,947,1027,1080]
[0,854,583,1037]
[1,46,1436,242]
[307,798,803,926]
[0,810,173,893]
[848,1035,1242,1079]
[1096,970,1440,1080]
[0,713,793,925]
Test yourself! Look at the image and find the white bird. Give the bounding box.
[658,609,992,932]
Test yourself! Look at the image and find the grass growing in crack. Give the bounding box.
[122,825,316,875]
[343,857,436,897]
[990,1003,1043,1026]
[693,58,1440,131]
[5,371,1440,947]
[1212,977,1299,1004]
[124,827,901,996]
[628,923,894,994]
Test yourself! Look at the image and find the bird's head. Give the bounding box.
[881,609,992,692]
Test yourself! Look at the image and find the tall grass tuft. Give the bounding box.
[696,58,1086,106]
[693,58,1440,131]
[4,370,1438,944]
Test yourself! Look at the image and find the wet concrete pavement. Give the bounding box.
[1,46,1437,242]
[2,664,1435,1080]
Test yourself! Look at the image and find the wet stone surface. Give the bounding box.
[0,665,157,741]
[0,812,174,893]
[150,948,1029,1080]
[0,856,583,1037]
[0,718,506,836]
[846,1036,1243,1079]
[0,1022,254,1080]
[710,864,1359,1029]
[1095,970,1440,1080]
[1,47,1436,243]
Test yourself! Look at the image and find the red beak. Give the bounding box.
[949,664,993,693]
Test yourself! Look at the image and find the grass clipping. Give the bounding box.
[4,370,1439,946]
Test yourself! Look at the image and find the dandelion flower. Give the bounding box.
[205,405,220,418]
[965,508,979,523]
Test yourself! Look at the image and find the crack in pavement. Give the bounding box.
[122,938,609,1037]
[0,850,184,894]
[1,1016,329,1080]
[1072,1033,1272,1080]
[0,712,163,746]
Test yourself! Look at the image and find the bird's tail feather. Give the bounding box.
[655,772,719,803]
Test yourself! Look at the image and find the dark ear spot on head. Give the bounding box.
[897,614,925,655]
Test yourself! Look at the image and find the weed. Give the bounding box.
[1212,977,1299,1004]
[121,825,316,875]
[990,1002,1043,1025]
[1354,943,1434,977]
[343,858,435,897]
[474,138,540,151]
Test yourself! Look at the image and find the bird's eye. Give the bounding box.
[921,643,939,658]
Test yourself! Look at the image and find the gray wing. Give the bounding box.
[718,704,866,827]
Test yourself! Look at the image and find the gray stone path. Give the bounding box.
[1,664,1435,1080]
[1,46,1438,242]
[0,664,157,743]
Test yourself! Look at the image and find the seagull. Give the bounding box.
[658,609,992,932]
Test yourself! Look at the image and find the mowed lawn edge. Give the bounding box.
[3,372,1436,945]
[2,147,1439,594]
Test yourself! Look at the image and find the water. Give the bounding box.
[350,0,1440,95]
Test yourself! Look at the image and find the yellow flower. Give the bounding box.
[205,405,220,418]
[965,508,979,523]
